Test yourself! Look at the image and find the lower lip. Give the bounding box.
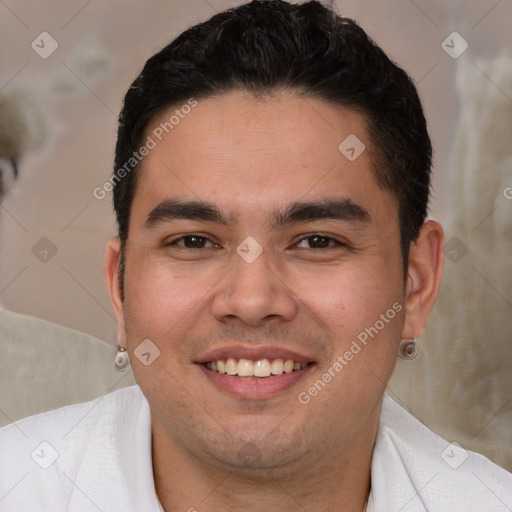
[197,364,314,400]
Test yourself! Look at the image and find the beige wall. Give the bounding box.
[0,0,510,343]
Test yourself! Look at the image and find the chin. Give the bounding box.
[197,426,313,476]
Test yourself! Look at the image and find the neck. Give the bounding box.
[152,415,376,512]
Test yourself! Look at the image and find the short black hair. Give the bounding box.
[113,0,432,292]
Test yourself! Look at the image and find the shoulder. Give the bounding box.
[0,386,148,510]
[0,385,145,447]
[373,394,512,511]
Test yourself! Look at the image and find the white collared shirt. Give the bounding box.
[1,386,510,511]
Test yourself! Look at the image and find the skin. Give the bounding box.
[105,91,444,511]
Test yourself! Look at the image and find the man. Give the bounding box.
[1,1,511,511]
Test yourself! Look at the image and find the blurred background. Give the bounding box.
[0,0,511,467]
[0,0,508,341]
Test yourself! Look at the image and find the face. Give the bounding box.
[106,91,433,475]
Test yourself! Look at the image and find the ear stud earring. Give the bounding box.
[114,345,130,372]
[399,338,417,360]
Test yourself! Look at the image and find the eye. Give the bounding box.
[167,235,217,249]
[295,235,341,249]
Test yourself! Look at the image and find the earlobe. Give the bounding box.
[104,237,127,346]
[402,220,444,339]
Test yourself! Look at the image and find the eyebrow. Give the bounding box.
[145,199,226,227]
[270,198,370,227]
[144,198,370,228]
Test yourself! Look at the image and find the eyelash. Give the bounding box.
[165,234,219,249]
[165,234,345,250]
[294,234,344,249]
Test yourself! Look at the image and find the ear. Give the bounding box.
[402,220,444,339]
[104,237,127,348]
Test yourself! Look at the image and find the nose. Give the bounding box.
[211,248,298,327]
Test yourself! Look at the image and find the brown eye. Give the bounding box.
[309,236,330,248]
[296,235,337,249]
[167,235,216,249]
[182,235,208,248]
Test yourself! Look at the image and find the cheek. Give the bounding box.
[123,255,212,336]
[121,262,205,398]
[293,262,405,397]
[290,262,403,335]
[295,265,404,414]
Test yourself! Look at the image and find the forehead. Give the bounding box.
[132,91,394,222]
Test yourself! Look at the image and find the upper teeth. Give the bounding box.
[205,358,307,377]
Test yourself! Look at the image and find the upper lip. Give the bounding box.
[195,345,316,364]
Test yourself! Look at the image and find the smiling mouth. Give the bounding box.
[204,357,311,378]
